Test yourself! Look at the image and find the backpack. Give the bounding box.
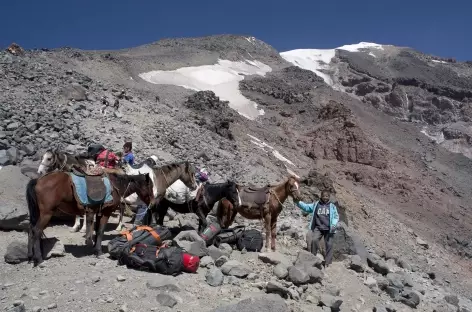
[237,229,264,252]
[119,245,198,275]
[213,226,245,247]
[108,225,171,260]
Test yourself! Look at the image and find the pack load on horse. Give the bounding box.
[26,169,156,266]
[216,175,301,252]
[164,167,209,204]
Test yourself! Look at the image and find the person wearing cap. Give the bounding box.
[122,142,135,166]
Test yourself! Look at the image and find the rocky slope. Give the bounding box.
[1,35,472,312]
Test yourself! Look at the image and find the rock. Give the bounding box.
[319,294,343,310]
[116,275,126,282]
[396,258,412,271]
[306,266,324,283]
[6,147,19,165]
[444,294,459,307]
[218,243,233,257]
[119,304,128,312]
[60,83,87,101]
[287,266,309,285]
[0,166,30,230]
[259,252,292,267]
[215,256,229,267]
[5,300,26,312]
[43,238,65,259]
[4,241,28,264]
[332,222,368,261]
[47,303,57,309]
[0,150,10,166]
[146,275,180,292]
[266,281,291,299]
[364,276,377,289]
[206,267,224,286]
[367,254,390,275]
[208,245,225,260]
[349,255,365,272]
[221,260,252,278]
[399,290,421,308]
[386,273,404,289]
[416,237,429,249]
[211,294,289,312]
[173,230,209,257]
[294,250,323,269]
[433,303,459,312]
[385,286,401,299]
[21,144,36,156]
[200,256,214,268]
[156,292,178,308]
[273,263,289,279]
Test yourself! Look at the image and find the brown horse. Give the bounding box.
[25,171,155,266]
[216,176,301,252]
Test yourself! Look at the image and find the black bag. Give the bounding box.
[119,244,185,275]
[237,229,263,252]
[108,225,171,260]
[213,226,245,247]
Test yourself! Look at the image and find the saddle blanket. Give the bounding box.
[69,173,113,206]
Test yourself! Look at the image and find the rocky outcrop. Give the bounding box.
[300,101,389,169]
[0,166,30,230]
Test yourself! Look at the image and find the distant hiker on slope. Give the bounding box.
[294,190,339,267]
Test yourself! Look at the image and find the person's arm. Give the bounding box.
[331,204,340,229]
[294,200,315,213]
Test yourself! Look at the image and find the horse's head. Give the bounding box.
[225,180,242,207]
[37,150,57,175]
[180,161,198,191]
[148,155,158,166]
[286,175,301,202]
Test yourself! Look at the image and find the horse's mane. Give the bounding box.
[154,161,194,173]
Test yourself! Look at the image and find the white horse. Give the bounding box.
[71,155,159,233]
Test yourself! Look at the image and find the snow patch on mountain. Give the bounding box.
[247,134,295,166]
[139,59,272,120]
[280,42,384,85]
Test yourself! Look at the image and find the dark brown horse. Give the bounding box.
[152,180,241,232]
[216,176,301,252]
[26,171,155,266]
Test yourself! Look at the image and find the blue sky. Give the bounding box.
[1,0,470,60]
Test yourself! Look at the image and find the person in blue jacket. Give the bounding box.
[294,189,339,267]
[122,142,135,166]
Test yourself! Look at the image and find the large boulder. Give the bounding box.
[212,294,289,312]
[172,230,208,257]
[0,166,30,230]
[332,222,367,262]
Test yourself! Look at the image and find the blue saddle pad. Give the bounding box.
[69,173,113,206]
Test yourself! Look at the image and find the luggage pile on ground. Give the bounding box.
[200,222,264,252]
[108,225,199,275]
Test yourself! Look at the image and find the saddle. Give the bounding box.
[71,166,107,203]
[130,162,146,170]
[241,185,270,205]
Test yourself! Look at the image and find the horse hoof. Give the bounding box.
[79,229,86,233]
[70,227,80,233]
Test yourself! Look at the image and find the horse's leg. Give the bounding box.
[71,215,81,232]
[263,209,271,252]
[156,201,168,226]
[84,210,95,247]
[93,211,100,246]
[196,202,208,233]
[115,202,125,231]
[270,216,278,251]
[79,216,87,233]
[94,211,111,257]
[32,212,53,266]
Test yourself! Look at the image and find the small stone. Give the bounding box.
[274,263,289,279]
[349,255,365,272]
[119,304,128,312]
[247,273,258,281]
[416,237,429,249]
[444,294,459,307]
[156,292,178,308]
[364,276,377,288]
[47,303,57,309]
[116,275,126,282]
[215,256,229,267]
[200,256,214,268]
[91,276,101,283]
[258,252,292,266]
[106,297,114,303]
[319,294,343,310]
[32,307,42,312]
[206,268,224,287]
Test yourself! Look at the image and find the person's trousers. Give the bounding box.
[306,228,334,266]
[134,204,150,225]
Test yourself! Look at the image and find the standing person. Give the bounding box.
[294,190,339,267]
[122,142,135,166]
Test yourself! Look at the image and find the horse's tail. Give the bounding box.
[26,179,39,227]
